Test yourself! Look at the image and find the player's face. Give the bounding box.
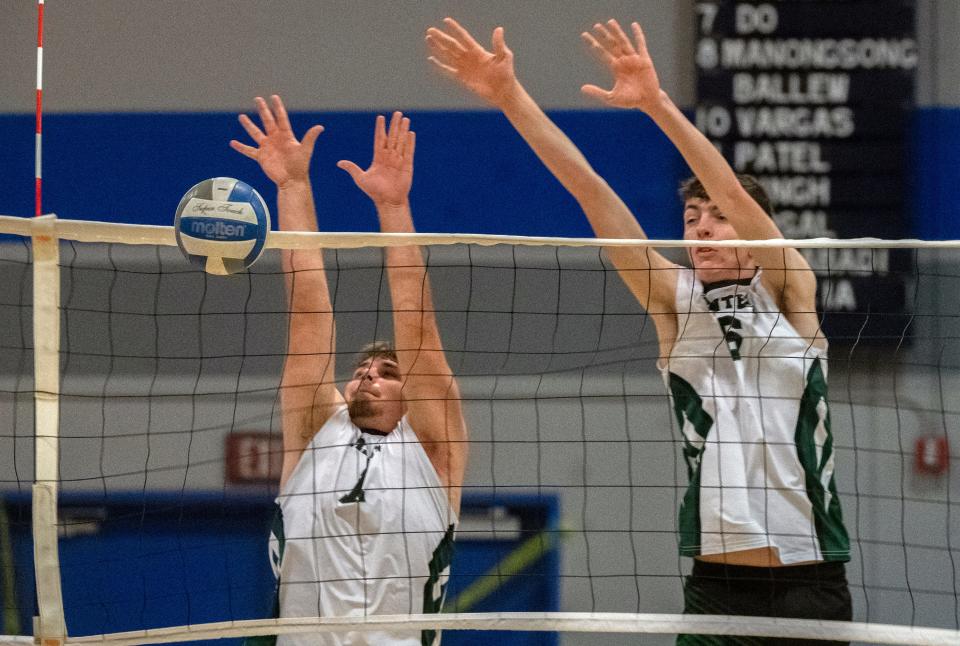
[682,198,756,283]
[344,356,405,432]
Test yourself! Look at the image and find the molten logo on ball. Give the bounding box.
[187,216,254,241]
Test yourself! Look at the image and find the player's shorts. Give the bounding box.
[677,560,852,646]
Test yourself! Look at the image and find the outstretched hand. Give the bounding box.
[230,95,324,188]
[426,17,517,106]
[337,111,415,207]
[581,20,663,112]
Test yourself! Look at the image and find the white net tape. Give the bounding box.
[6,214,960,249]
[0,637,33,646]
[57,614,960,646]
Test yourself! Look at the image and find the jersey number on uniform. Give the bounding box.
[339,436,381,504]
[716,315,744,361]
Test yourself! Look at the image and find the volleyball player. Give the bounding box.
[427,17,851,645]
[231,96,466,646]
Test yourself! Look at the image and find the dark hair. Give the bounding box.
[678,174,774,217]
[354,341,398,369]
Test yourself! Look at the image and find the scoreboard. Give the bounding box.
[694,0,917,343]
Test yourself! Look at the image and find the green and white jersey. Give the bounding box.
[660,268,849,564]
[271,405,457,646]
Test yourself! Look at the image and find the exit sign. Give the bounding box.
[225,432,283,484]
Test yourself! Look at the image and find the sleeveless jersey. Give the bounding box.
[660,268,849,564]
[271,405,457,645]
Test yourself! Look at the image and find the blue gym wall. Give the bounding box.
[2,108,958,239]
[913,107,960,240]
[5,492,561,644]
[0,110,685,239]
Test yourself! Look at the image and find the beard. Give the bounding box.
[348,398,376,421]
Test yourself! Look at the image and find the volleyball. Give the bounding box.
[174,177,270,275]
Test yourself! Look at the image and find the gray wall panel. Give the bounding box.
[1,0,693,113]
[5,1,958,112]
[917,0,960,105]
[7,2,958,112]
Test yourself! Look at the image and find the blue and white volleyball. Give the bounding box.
[175,177,270,275]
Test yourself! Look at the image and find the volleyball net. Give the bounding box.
[3,214,960,645]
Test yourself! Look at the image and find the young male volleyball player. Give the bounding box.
[427,17,851,645]
[231,96,466,646]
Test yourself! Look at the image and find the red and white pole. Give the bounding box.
[35,0,44,217]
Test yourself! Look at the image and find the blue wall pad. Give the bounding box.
[913,107,960,240]
[6,108,955,238]
[0,111,685,240]
[4,492,560,645]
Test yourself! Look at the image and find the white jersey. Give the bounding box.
[271,405,457,646]
[660,268,849,564]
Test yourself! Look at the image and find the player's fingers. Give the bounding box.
[301,125,325,153]
[404,131,416,169]
[426,28,467,56]
[272,95,292,132]
[397,117,411,156]
[238,114,265,143]
[255,96,278,134]
[581,84,613,104]
[631,22,649,56]
[607,19,634,54]
[581,32,615,66]
[492,26,511,58]
[229,140,258,160]
[591,23,621,55]
[427,56,459,78]
[442,17,483,51]
[425,38,458,71]
[336,160,364,182]
[387,111,403,150]
[373,114,387,156]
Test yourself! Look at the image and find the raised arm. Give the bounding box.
[581,20,818,321]
[338,112,467,514]
[425,18,677,316]
[231,95,344,489]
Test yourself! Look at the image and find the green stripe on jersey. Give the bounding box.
[243,503,284,646]
[669,373,714,557]
[794,359,850,561]
[421,524,456,646]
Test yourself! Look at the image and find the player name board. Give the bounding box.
[694,0,917,343]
